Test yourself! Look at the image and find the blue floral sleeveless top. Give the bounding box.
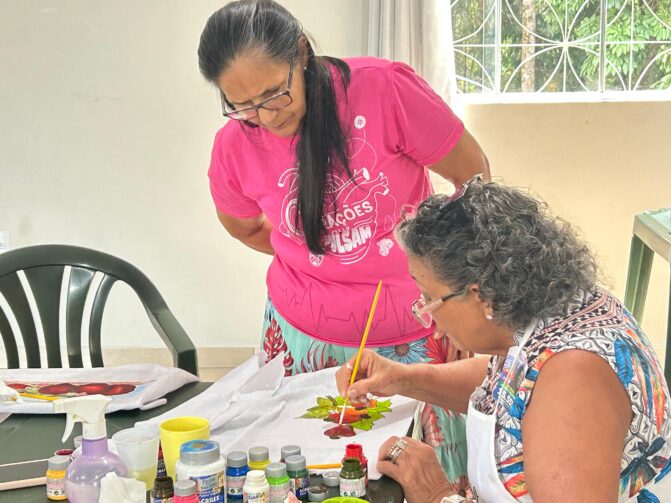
[473,289,671,502]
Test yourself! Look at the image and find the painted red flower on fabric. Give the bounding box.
[263,318,294,376]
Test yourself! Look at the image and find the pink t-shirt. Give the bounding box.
[208,57,464,347]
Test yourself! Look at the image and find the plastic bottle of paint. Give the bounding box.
[285,455,310,501]
[243,469,269,503]
[339,458,366,498]
[175,440,225,503]
[226,450,249,501]
[173,479,198,503]
[265,462,290,503]
[322,471,340,499]
[307,485,329,501]
[248,446,270,471]
[46,455,70,501]
[151,476,174,502]
[343,443,368,485]
[280,445,301,463]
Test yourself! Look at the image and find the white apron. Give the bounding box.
[465,322,671,503]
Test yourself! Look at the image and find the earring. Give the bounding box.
[303,66,307,70]
[485,314,493,320]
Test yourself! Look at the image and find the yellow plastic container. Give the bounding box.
[159,416,210,479]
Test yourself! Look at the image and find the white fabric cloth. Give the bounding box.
[0,364,199,416]
[367,0,457,103]
[99,472,146,503]
[139,352,417,480]
[466,321,536,502]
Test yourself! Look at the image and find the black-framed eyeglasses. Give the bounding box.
[221,63,294,121]
[411,288,468,328]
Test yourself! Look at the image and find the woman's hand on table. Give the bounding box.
[377,436,454,503]
[335,349,408,402]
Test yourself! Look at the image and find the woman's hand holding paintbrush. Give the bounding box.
[336,349,408,405]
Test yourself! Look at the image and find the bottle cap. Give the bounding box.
[227,450,248,468]
[174,479,197,497]
[285,454,306,471]
[48,455,70,471]
[265,462,287,478]
[153,475,174,493]
[180,440,221,466]
[245,469,266,483]
[322,471,340,487]
[280,444,301,460]
[308,485,329,501]
[345,443,362,458]
[248,446,269,462]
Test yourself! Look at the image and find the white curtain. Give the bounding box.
[367,0,457,104]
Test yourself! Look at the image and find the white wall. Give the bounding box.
[0,0,366,352]
[1,1,668,365]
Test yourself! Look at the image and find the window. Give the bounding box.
[451,0,671,97]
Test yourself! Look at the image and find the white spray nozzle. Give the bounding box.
[53,394,112,443]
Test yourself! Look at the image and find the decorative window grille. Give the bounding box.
[451,0,671,94]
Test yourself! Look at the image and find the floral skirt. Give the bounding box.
[261,297,469,492]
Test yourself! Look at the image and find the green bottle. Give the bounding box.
[339,458,365,498]
[285,455,309,501]
[265,462,290,503]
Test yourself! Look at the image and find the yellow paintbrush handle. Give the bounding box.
[349,280,383,386]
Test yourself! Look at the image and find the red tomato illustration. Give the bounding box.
[76,383,111,395]
[105,384,135,396]
[324,424,356,439]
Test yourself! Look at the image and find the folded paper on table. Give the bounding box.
[139,352,416,479]
[0,364,199,416]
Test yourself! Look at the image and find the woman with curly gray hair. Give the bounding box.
[336,177,671,503]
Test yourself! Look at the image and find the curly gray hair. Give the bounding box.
[395,181,599,330]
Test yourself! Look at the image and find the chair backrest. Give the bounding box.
[0,245,197,374]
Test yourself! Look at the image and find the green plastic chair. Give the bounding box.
[0,244,198,375]
[624,208,671,387]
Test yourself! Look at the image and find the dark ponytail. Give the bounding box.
[198,0,351,255]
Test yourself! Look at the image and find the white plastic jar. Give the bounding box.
[175,440,226,503]
[243,470,269,503]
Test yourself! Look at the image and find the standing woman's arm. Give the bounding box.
[428,128,491,185]
[217,210,275,255]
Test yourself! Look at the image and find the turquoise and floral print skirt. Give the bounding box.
[261,297,469,493]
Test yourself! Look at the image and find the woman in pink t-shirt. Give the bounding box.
[198,0,490,489]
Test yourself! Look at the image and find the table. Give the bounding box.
[624,208,671,387]
[0,382,403,502]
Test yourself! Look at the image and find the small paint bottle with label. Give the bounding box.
[243,469,269,503]
[285,455,310,501]
[173,479,199,503]
[46,455,70,501]
[248,446,270,471]
[175,440,225,503]
[343,443,368,485]
[339,458,366,498]
[265,462,290,503]
[280,445,301,463]
[322,471,340,499]
[226,450,249,501]
[151,476,174,503]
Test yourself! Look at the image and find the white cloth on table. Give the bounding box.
[0,364,199,418]
[138,352,417,479]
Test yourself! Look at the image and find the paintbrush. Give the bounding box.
[338,280,383,427]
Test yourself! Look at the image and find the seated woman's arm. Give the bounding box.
[522,349,632,502]
[337,349,490,414]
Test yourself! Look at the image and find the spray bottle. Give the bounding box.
[53,395,127,503]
